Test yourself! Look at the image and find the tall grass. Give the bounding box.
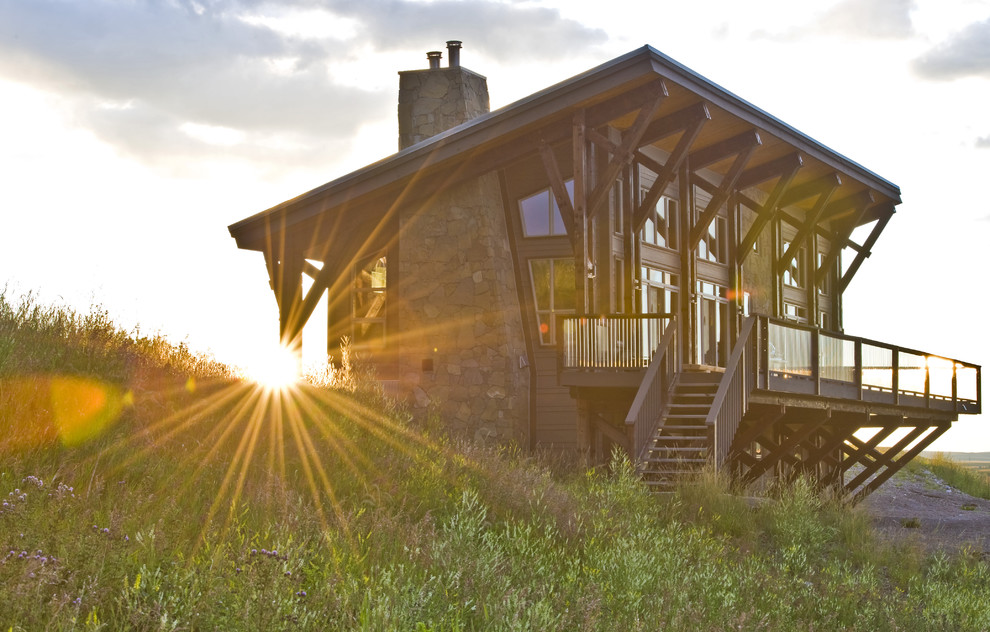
[908,453,990,500]
[2,292,989,630]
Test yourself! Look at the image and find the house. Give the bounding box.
[228,43,981,499]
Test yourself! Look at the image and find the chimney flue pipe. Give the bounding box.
[426,51,442,70]
[446,40,461,67]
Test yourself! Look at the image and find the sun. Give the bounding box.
[240,344,300,391]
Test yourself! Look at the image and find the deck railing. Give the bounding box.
[561,314,673,369]
[757,316,981,414]
[624,319,679,461]
[708,316,757,468]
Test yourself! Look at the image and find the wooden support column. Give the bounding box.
[573,109,590,315]
[678,161,694,366]
[271,252,304,366]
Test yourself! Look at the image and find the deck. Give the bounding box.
[558,314,981,499]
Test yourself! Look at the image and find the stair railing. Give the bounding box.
[625,318,678,463]
[707,316,757,469]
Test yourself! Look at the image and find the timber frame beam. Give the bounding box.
[688,130,763,246]
[736,154,804,263]
[632,103,711,232]
[836,204,896,294]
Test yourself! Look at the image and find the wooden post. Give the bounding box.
[573,110,589,315]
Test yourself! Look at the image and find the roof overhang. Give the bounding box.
[228,45,901,253]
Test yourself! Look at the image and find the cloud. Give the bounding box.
[0,0,606,170]
[913,19,990,80]
[754,0,915,42]
[978,136,990,149]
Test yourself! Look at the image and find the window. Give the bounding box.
[353,254,387,349]
[697,213,727,264]
[640,266,678,315]
[520,180,573,237]
[612,182,624,236]
[782,240,805,288]
[696,281,728,367]
[641,194,677,249]
[529,258,576,345]
[817,251,832,295]
[783,302,807,323]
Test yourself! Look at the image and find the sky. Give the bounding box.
[1,0,988,450]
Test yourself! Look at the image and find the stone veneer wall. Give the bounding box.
[396,172,530,445]
[398,67,490,150]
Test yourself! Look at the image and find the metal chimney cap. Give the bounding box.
[446,40,462,67]
[426,51,442,70]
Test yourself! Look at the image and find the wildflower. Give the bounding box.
[251,549,257,555]
[296,590,306,598]
[101,528,109,534]
[236,567,242,573]
[124,535,129,542]
[284,571,291,577]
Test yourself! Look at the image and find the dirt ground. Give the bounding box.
[858,467,990,557]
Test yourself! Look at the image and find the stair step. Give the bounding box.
[653,435,707,442]
[642,457,708,464]
[646,445,707,452]
[658,425,708,432]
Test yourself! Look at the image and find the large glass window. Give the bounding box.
[529,258,576,345]
[352,254,387,349]
[640,266,678,315]
[519,180,573,237]
[641,194,678,249]
[696,281,728,367]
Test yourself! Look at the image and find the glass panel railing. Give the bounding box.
[898,351,927,396]
[958,365,979,402]
[768,322,812,376]
[819,333,855,382]
[927,356,954,399]
[861,343,892,391]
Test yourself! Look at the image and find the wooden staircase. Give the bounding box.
[639,372,720,491]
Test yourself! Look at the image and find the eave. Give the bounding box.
[228,45,902,253]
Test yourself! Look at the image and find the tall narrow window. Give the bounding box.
[352,254,387,349]
[697,214,727,264]
[529,258,576,345]
[696,281,728,367]
[782,240,805,288]
[519,181,573,237]
[817,251,832,296]
[641,195,678,249]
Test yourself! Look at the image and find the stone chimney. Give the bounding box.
[398,40,490,150]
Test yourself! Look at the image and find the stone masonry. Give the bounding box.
[397,172,530,445]
[398,66,490,151]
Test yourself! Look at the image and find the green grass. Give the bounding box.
[2,289,990,630]
[909,453,990,501]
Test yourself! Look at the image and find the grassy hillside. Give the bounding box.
[2,289,990,631]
